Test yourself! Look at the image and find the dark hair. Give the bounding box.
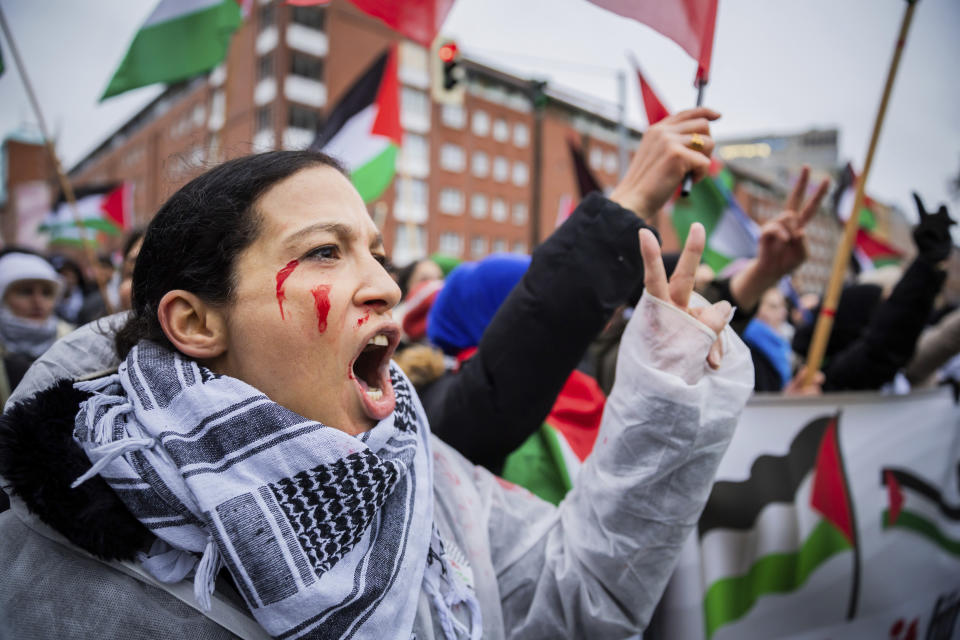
[115,150,345,358]
[121,228,147,261]
[49,254,90,292]
[396,259,433,299]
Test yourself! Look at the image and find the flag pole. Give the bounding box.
[679,79,705,197]
[0,5,115,315]
[802,0,918,385]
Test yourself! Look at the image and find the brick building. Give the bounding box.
[1,132,56,247]
[68,0,639,265]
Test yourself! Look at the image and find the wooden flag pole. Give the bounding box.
[803,0,918,385]
[0,5,115,314]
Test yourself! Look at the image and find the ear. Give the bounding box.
[156,289,228,360]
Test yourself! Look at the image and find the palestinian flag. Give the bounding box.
[834,163,903,272]
[501,370,605,505]
[671,164,760,272]
[101,0,242,100]
[39,183,131,246]
[699,414,858,638]
[310,47,402,203]
[881,467,960,557]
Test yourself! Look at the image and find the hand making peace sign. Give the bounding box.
[639,222,732,369]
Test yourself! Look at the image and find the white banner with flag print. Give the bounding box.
[654,386,960,640]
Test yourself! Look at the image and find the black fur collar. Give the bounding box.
[0,379,152,560]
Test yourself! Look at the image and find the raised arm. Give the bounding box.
[425,109,721,471]
[482,225,754,638]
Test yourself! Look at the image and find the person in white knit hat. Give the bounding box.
[0,251,73,403]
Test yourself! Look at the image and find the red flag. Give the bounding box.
[287,0,454,48]
[370,46,403,146]
[100,183,130,231]
[810,417,855,545]
[629,56,671,125]
[588,0,718,84]
[885,470,904,526]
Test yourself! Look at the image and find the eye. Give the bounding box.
[304,244,340,261]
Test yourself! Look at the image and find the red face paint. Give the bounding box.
[311,285,332,333]
[275,259,299,320]
[357,312,370,328]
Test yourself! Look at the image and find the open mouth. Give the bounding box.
[350,327,399,420]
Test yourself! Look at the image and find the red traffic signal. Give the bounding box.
[438,42,458,63]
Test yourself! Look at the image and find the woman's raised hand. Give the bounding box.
[610,108,720,219]
[639,223,731,368]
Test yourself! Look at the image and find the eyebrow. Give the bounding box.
[283,222,384,251]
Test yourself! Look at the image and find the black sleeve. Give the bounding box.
[425,193,652,471]
[823,258,947,391]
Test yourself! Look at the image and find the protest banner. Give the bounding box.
[657,386,960,639]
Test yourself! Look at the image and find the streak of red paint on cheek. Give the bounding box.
[275,259,299,320]
[311,285,332,333]
[357,312,370,328]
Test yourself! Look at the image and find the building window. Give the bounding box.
[512,202,528,226]
[399,41,429,87]
[399,133,428,170]
[603,151,618,175]
[290,5,325,30]
[491,198,507,222]
[470,194,488,219]
[492,156,509,182]
[402,87,430,128]
[493,118,509,142]
[512,161,529,186]
[439,188,464,215]
[492,238,507,254]
[288,104,318,130]
[290,52,323,79]
[394,224,427,262]
[472,109,490,137]
[256,106,272,133]
[395,177,428,208]
[441,104,466,129]
[470,236,488,258]
[513,123,529,147]
[258,53,275,81]
[513,241,528,255]
[439,143,466,172]
[439,231,464,256]
[471,151,489,178]
[258,4,275,31]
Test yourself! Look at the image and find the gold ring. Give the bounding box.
[689,133,705,153]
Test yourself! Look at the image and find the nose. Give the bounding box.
[355,254,401,312]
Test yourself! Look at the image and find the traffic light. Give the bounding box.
[431,38,465,104]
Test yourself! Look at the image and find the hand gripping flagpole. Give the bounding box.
[0,5,115,314]
[802,0,918,386]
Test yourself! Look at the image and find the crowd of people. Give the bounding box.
[0,105,956,639]
[0,231,145,407]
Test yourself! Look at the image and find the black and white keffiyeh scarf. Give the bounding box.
[71,340,480,640]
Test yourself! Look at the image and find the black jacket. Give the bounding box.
[420,193,653,472]
[795,258,947,392]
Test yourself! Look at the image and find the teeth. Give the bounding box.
[365,388,383,401]
[368,334,388,346]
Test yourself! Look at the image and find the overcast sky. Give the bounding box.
[1,0,958,223]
